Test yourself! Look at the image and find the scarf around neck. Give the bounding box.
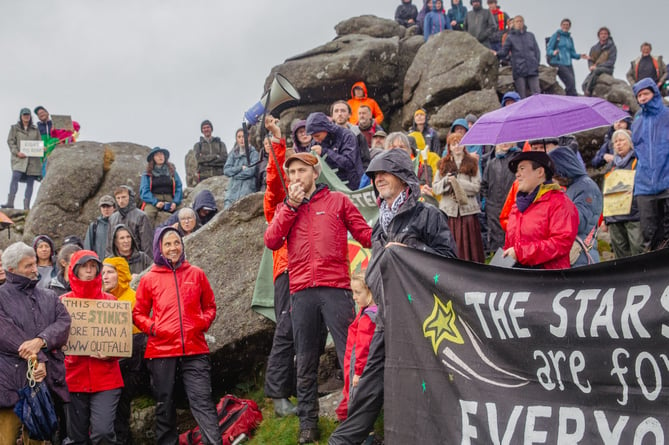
[379,188,409,234]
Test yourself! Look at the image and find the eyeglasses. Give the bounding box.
[180,217,194,222]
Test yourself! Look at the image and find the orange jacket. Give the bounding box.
[347,81,384,125]
[264,138,289,281]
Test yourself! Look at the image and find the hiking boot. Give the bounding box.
[273,398,297,417]
[298,428,319,444]
[1,194,15,209]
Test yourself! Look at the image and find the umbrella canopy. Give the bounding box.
[460,94,630,146]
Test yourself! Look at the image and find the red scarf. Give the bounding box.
[490,8,506,30]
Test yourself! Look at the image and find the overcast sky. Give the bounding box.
[1,1,666,203]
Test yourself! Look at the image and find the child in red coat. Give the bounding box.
[336,272,377,421]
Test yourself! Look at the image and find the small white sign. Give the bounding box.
[20,140,45,157]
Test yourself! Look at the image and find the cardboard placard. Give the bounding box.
[51,114,73,131]
[20,140,44,157]
[61,297,132,357]
[603,169,636,217]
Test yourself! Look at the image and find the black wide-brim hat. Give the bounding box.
[508,151,554,178]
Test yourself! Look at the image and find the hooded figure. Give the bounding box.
[330,149,455,444]
[347,81,384,126]
[106,185,154,258]
[501,91,521,107]
[447,0,467,31]
[110,224,153,276]
[631,78,669,250]
[305,112,364,190]
[63,250,124,445]
[395,0,418,27]
[423,0,451,41]
[224,129,259,209]
[463,0,497,48]
[133,227,222,445]
[159,188,219,231]
[33,234,57,289]
[548,147,603,266]
[290,119,311,153]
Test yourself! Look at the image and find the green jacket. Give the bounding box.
[7,123,43,176]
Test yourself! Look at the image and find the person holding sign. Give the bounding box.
[602,129,644,259]
[63,250,124,445]
[2,108,43,210]
[133,227,222,445]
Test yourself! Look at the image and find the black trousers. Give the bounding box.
[328,329,385,445]
[637,192,669,251]
[264,272,295,399]
[67,389,122,445]
[115,333,148,445]
[557,64,577,96]
[291,287,355,430]
[147,355,222,445]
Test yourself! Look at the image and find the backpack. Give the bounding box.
[545,33,560,66]
[178,395,263,445]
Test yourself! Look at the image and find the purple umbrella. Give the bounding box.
[460,94,630,146]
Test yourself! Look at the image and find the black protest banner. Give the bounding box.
[381,247,669,444]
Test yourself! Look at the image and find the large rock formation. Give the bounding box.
[24,141,149,245]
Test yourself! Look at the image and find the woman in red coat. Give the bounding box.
[63,250,124,445]
[133,227,222,445]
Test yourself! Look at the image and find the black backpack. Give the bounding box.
[545,33,560,66]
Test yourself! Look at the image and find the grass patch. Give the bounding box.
[249,404,339,445]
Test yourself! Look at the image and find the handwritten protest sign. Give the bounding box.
[603,169,635,217]
[62,297,132,357]
[19,140,44,157]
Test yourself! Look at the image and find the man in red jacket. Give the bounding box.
[264,152,372,444]
[503,151,578,269]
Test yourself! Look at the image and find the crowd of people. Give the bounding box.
[2,4,669,444]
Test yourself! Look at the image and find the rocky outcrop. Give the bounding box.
[592,74,640,114]
[402,31,498,128]
[430,89,501,138]
[23,141,149,245]
[335,15,407,39]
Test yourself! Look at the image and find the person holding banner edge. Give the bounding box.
[330,148,456,445]
[3,108,43,210]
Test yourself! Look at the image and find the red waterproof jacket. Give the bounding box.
[504,184,578,269]
[336,305,377,421]
[133,259,216,358]
[63,250,124,393]
[264,184,372,294]
[264,137,289,281]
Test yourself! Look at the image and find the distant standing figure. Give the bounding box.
[626,42,667,93]
[464,0,497,48]
[447,0,467,31]
[33,105,53,138]
[194,119,228,183]
[83,194,116,260]
[224,128,259,209]
[582,27,617,96]
[547,18,588,96]
[140,147,183,225]
[33,234,57,289]
[423,0,451,42]
[495,15,541,98]
[3,108,42,210]
[395,0,418,27]
[486,0,509,52]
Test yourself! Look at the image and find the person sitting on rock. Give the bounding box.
[48,243,81,297]
[626,42,667,95]
[582,27,617,96]
[160,189,219,230]
[33,234,57,289]
[423,0,451,42]
[410,108,441,154]
[494,15,541,98]
[106,185,154,258]
[357,105,384,149]
[331,100,371,169]
[3,108,43,210]
[109,224,153,278]
[447,0,467,31]
[173,207,199,237]
[395,0,418,28]
[347,81,384,126]
[140,146,183,226]
[223,128,259,209]
[305,112,364,190]
[464,0,497,49]
[194,119,227,183]
[83,194,115,260]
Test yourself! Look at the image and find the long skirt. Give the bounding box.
[448,214,485,263]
